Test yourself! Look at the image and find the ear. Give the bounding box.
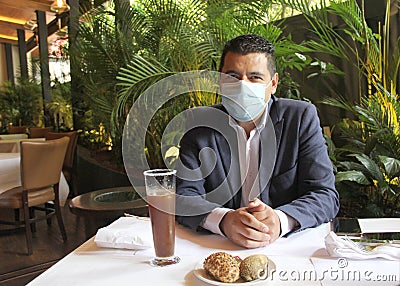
[271,73,279,94]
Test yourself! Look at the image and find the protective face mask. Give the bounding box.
[221,80,271,122]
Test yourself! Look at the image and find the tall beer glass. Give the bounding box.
[143,169,180,266]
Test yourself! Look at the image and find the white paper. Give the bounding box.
[358,218,400,234]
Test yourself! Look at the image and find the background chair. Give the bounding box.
[8,126,27,134]
[29,127,53,138]
[45,131,78,196]
[0,137,70,255]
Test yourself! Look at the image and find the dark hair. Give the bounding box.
[219,34,276,76]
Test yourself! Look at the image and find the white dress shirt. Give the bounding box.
[201,108,298,237]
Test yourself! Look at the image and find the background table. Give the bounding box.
[26,221,399,286]
[0,153,69,205]
[0,138,45,153]
[0,134,28,140]
[69,186,148,237]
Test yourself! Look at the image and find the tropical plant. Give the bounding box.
[72,0,319,168]
[46,80,73,131]
[71,0,142,159]
[114,0,316,168]
[282,0,400,216]
[283,0,399,98]
[0,78,42,129]
[325,89,400,217]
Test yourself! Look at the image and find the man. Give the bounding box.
[175,34,339,248]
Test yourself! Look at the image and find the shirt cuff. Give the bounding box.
[201,208,232,236]
[275,210,298,237]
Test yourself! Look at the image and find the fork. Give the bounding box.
[341,236,400,260]
[342,236,367,252]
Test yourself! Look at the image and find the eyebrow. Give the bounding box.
[223,70,240,75]
[223,70,265,77]
[247,71,265,77]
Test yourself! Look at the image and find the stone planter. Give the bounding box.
[75,146,131,195]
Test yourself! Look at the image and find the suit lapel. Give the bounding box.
[269,96,284,149]
[214,118,242,209]
[259,97,283,204]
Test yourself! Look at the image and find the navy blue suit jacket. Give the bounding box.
[175,96,339,232]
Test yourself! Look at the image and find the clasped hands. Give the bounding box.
[219,198,281,248]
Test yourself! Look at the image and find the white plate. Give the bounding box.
[193,258,276,285]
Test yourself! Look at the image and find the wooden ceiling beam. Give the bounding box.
[0,0,75,47]
[0,0,51,13]
[0,37,18,45]
[0,20,25,30]
[28,0,54,4]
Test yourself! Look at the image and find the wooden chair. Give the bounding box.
[45,131,78,196]
[8,126,27,134]
[0,137,70,255]
[29,127,53,138]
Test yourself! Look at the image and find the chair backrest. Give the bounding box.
[45,131,78,170]
[8,126,27,134]
[20,137,69,190]
[45,131,78,169]
[29,127,53,138]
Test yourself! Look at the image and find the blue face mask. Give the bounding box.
[221,80,271,122]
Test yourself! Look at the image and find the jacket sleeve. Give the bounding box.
[274,103,340,230]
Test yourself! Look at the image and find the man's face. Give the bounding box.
[220,52,279,103]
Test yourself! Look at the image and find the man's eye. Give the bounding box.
[227,74,239,79]
[222,74,239,83]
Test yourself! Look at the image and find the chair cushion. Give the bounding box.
[0,187,55,209]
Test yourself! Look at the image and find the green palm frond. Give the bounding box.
[329,0,372,42]
[116,55,173,120]
[320,97,354,111]
[279,0,329,17]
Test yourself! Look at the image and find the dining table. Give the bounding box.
[26,218,399,286]
[0,137,45,153]
[0,134,28,140]
[0,152,70,206]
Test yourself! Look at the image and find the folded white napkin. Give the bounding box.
[94,216,153,250]
[325,231,400,260]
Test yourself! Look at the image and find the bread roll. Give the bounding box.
[239,254,269,281]
[203,252,240,283]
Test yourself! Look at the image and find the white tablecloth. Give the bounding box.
[0,134,28,140]
[0,153,69,205]
[27,221,400,285]
[0,138,45,153]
